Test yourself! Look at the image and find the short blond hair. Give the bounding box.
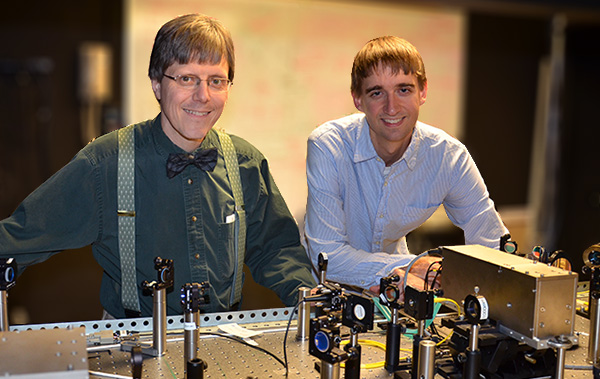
[351,36,426,95]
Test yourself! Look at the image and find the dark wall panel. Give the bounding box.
[462,13,549,206]
[556,23,600,275]
[1,1,123,323]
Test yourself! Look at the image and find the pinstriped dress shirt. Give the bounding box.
[305,113,508,289]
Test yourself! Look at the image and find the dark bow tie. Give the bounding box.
[166,148,218,178]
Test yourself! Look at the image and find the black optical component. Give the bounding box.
[0,258,17,291]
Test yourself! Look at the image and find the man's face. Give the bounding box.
[152,60,230,152]
[352,64,427,159]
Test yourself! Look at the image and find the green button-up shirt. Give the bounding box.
[0,115,315,317]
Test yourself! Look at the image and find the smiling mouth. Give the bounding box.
[184,108,209,116]
[382,116,405,125]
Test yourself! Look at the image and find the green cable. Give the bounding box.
[373,296,392,321]
[161,355,179,379]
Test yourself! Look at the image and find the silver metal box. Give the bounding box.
[441,245,578,349]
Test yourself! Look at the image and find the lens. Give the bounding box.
[4,267,14,283]
[552,257,572,271]
[590,250,600,266]
[584,244,600,268]
[465,298,480,320]
[384,286,399,303]
[464,294,489,323]
[353,304,366,321]
[314,331,330,353]
[504,241,517,254]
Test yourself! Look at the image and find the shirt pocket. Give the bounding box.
[216,217,236,280]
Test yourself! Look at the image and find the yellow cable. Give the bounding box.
[434,297,463,317]
[431,297,457,346]
[337,297,458,370]
[339,339,389,369]
[436,330,453,345]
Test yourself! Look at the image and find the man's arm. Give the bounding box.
[368,257,441,299]
[304,134,410,289]
[443,149,508,248]
[243,157,316,307]
[0,149,102,270]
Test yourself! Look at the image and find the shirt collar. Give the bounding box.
[353,116,379,164]
[353,115,421,170]
[402,124,421,171]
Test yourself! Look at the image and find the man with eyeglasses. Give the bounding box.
[304,36,507,299]
[0,14,316,318]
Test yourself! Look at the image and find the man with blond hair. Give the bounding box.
[305,36,507,296]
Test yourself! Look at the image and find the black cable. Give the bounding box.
[282,301,302,377]
[424,260,442,290]
[430,266,442,289]
[199,331,286,368]
[428,321,439,338]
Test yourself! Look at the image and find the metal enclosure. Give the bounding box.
[441,245,578,349]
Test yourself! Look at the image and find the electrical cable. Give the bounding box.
[373,296,392,322]
[429,321,440,337]
[434,297,463,317]
[208,293,454,375]
[375,295,459,342]
[436,329,454,346]
[565,364,593,370]
[161,356,178,378]
[339,339,388,369]
[402,248,443,291]
[282,300,301,376]
[280,282,456,375]
[199,331,286,369]
[424,260,442,290]
[431,268,441,289]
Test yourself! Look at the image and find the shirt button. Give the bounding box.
[188,179,193,185]
[187,154,194,159]
[379,214,384,218]
[195,254,200,259]
[191,216,197,222]
[383,181,388,186]
[375,241,380,245]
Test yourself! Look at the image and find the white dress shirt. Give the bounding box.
[305,113,507,288]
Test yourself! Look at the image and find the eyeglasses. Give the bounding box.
[163,74,232,92]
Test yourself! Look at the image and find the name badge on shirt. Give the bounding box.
[225,214,236,224]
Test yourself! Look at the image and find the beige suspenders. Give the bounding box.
[117,125,141,316]
[117,127,246,315]
[216,130,246,308]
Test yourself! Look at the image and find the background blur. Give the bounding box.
[1,0,598,323]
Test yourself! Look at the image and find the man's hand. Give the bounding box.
[369,270,429,302]
[410,256,442,289]
[368,256,442,302]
